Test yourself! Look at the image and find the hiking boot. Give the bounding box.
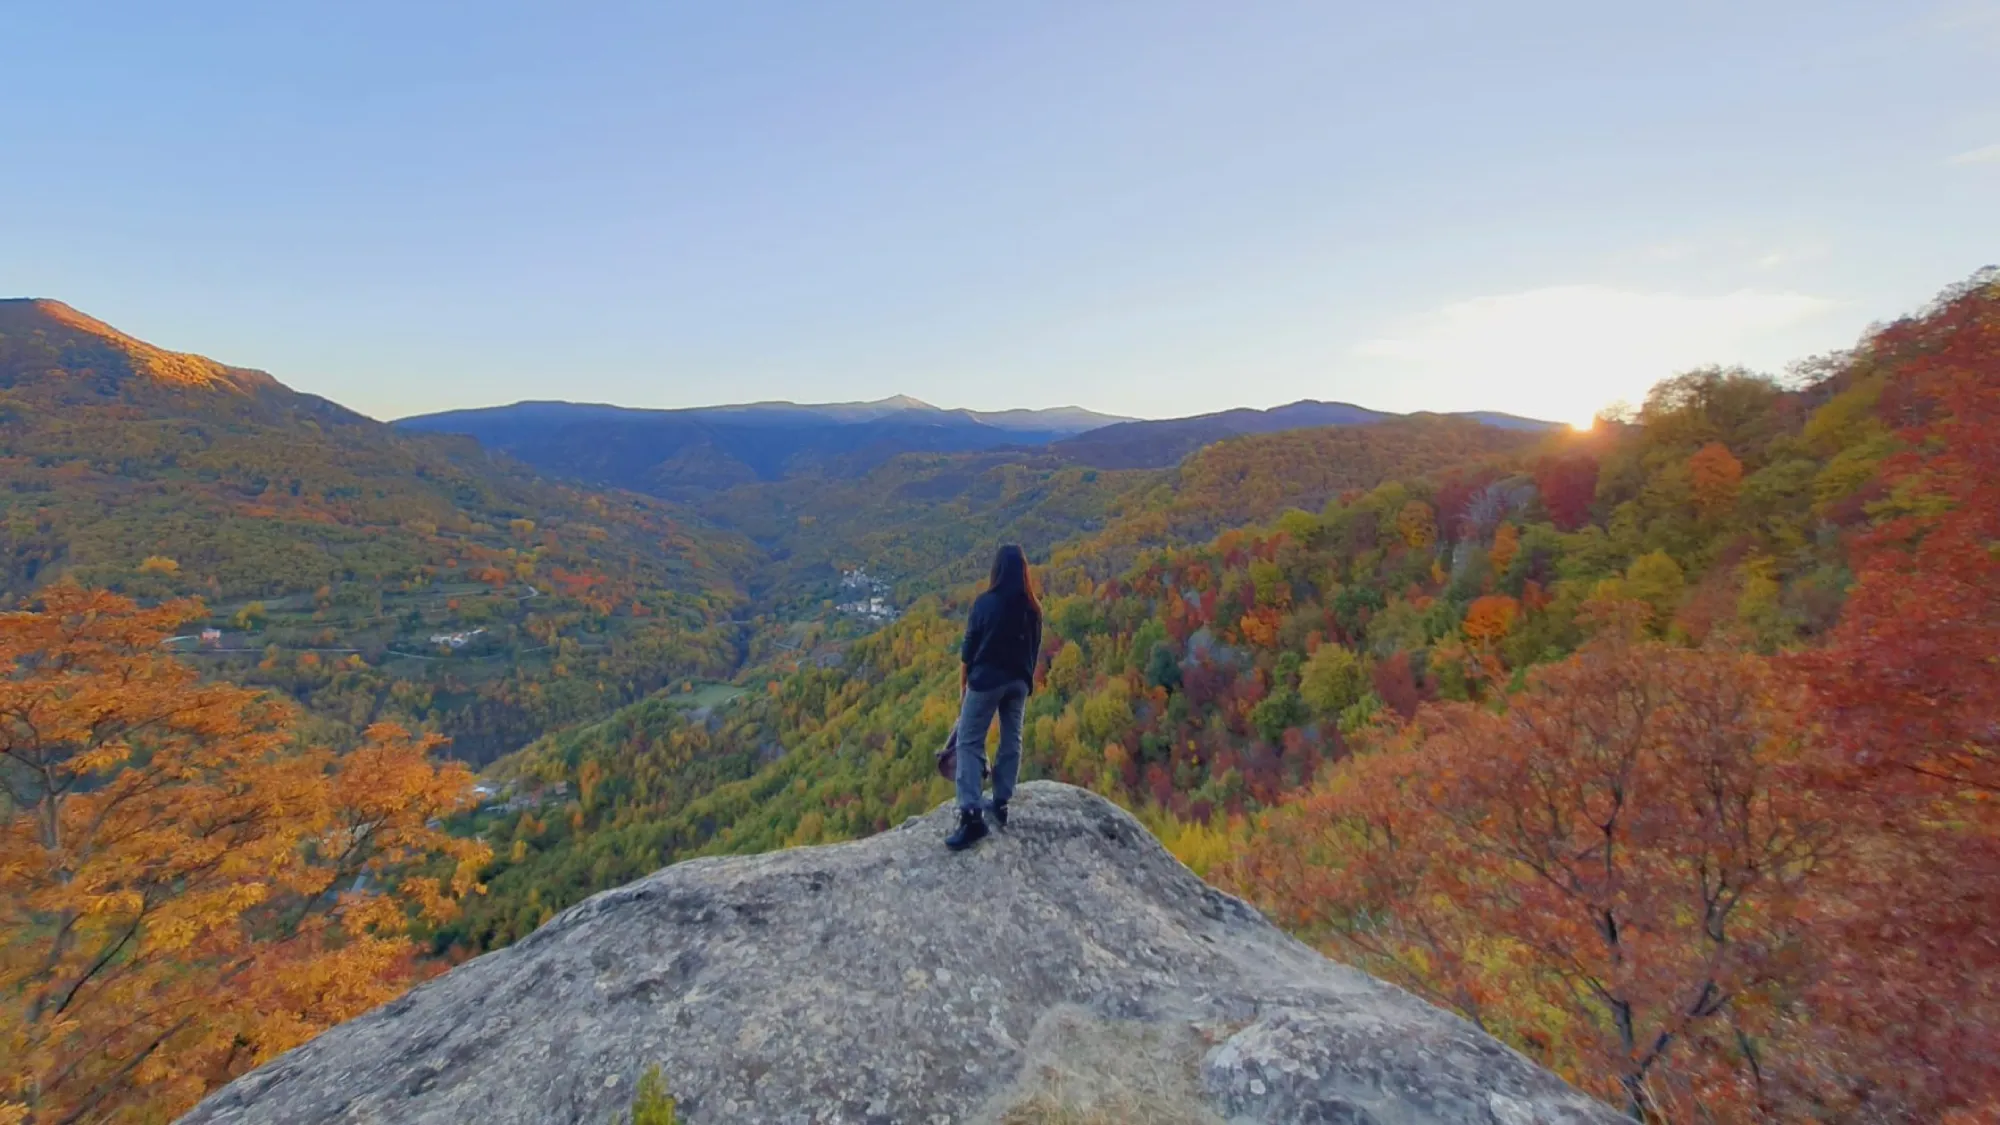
[945,806,988,851]
[988,800,1008,829]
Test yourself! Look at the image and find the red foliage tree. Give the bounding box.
[1788,277,2000,1121]
[1433,466,1502,541]
[1229,636,1833,1120]
[1534,453,1600,531]
[1371,650,1422,719]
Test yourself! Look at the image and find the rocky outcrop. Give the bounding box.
[181,782,1620,1125]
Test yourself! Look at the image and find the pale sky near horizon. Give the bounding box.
[3,3,1995,428]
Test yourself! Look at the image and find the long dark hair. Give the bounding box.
[988,544,1041,619]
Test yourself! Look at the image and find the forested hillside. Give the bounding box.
[690,413,1545,606]
[0,299,755,760]
[1050,398,1553,469]
[454,275,2000,1123]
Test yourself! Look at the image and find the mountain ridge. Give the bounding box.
[397,395,1133,433]
[1053,399,1560,470]
[397,394,1559,494]
[393,397,1130,498]
[0,297,279,395]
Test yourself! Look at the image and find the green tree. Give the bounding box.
[1128,619,1168,674]
[621,1064,677,1125]
[1298,643,1367,718]
[1144,642,1182,693]
[1623,549,1686,629]
[1250,686,1307,744]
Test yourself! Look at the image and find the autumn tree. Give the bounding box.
[0,586,490,1125]
[1370,650,1422,720]
[1533,453,1599,531]
[1488,521,1520,576]
[1298,643,1367,718]
[1460,594,1518,650]
[1687,442,1744,517]
[1228,632,1834,1120]
[1783,276,2000,1121]
[1394,500,1436,550]
[1618,550,1685,632]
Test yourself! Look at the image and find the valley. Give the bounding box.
[430,274,2000,1120]
[1,296,1547,766]
[5,274,1998,1123]
[9,7,1992,1121]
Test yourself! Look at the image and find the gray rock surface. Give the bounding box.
[180,782,1621,1125]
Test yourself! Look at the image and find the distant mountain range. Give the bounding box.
[396,397,1556,494]
[394,398,1133,498]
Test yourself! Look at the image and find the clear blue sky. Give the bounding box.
[3,2,1994,425]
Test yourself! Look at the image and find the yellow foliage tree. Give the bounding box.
[1395,501,1437,549]
[1489,522,1519,576]
[1047,643,1086,694]
[0,586,490,1124]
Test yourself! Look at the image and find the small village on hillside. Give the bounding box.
[835,567,898,622]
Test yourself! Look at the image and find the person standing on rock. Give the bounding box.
[947,544,1043,850]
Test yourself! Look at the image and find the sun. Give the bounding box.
[1570,413,1597,432]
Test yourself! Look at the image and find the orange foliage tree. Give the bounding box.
[1460,594,1518,649]
[1237,608,1281,648]
[0,587,490,1125]
[1228,630,1834,1120]
[1687,442,1744,517]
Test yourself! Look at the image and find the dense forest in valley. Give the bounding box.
[451,275,2000,1123]
[698,413,1544,606]
[443,412,1553,945]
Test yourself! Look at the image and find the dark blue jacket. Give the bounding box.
[961,589,1042,693]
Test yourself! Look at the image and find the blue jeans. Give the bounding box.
[955,680,1027,811]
